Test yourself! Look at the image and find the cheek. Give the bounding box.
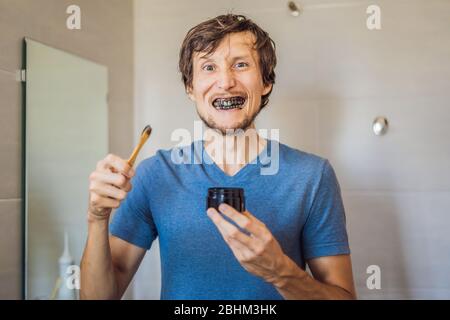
[240,72,265,94]
[192,74,215,96]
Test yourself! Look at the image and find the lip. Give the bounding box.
[209,93,248,105]
[213,106,243,112]
[209,95,247,111]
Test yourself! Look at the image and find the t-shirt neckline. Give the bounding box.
[194,138,272,183]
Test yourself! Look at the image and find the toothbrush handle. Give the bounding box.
[127,135,149,167]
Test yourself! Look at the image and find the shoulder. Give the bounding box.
[276,141,329,175]
[134,142,195,174]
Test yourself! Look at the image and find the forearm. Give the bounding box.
[80,216,119,299]
[273,256,356,300]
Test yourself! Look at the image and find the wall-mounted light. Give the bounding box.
[373,116,389,136]
[288,1,301,17]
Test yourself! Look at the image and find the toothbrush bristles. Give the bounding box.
[142,125,152,136]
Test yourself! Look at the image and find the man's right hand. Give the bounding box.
[82,154,143,300]
[87,154,135,221]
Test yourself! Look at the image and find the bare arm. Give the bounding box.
[273,254,356,300]
[80,219,145,299]
[80,154,146,300]
[206,204,355,300]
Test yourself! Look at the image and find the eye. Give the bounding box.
[235,62,249,69]
[202,64,215,72]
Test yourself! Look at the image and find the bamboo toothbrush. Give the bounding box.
[127,125,152,167]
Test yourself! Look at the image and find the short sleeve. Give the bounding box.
[302,160,350,260]
[109,162,158,250]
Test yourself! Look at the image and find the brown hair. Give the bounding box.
[179,14,277,110]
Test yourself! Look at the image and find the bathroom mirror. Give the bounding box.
[23,38,108,299]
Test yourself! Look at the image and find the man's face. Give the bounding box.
[187,31,272,135]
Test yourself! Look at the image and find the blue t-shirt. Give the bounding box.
[110,139,350,300]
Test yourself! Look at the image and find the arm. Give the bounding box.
[272,159,356,299]
[80,153,146,299]
[207,204,356,300]
[272,254,356,300]
[80,218,145,300]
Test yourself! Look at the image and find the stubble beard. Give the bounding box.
[197,107,262,136]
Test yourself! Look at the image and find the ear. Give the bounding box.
[186,86,195,101]
[262,83,273,96]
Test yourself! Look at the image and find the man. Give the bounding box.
[80,14,356,300]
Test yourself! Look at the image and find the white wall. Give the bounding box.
[0,0,134,299]
[133,0,450,299]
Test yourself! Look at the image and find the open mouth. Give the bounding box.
[212,96,246,110]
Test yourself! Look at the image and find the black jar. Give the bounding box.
[207,187,245,213]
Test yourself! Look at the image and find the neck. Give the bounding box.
[204,124,267,176]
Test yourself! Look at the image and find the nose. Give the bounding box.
[217,68,236,90]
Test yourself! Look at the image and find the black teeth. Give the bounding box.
[212,96,246,109]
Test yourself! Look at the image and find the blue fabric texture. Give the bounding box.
[110,140,350,299]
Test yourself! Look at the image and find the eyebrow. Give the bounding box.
[198,56,213,63]
[198,55,252,62]
[231,55,252,61]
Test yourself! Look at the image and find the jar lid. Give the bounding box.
[208,187,244,197]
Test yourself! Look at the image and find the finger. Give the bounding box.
[218,204,261,236]
[227,237,254,262]
[90,171,131,189]
[90,193,120,211]
[207,208,254,249]
[98,154,135,177]
[90,181,128,201]
[242,210,262,225]
[123,181,132,192]
[243,210,268,231]
[208,213,260,262]
[101,197,121,209]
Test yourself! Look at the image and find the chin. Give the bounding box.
[211,121,253,135]
[198,108,256,135]
[211,116,243,129]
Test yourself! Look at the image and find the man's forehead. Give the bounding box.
[195,32,257,60]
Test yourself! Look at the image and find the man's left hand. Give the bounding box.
[207,203,289,285]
